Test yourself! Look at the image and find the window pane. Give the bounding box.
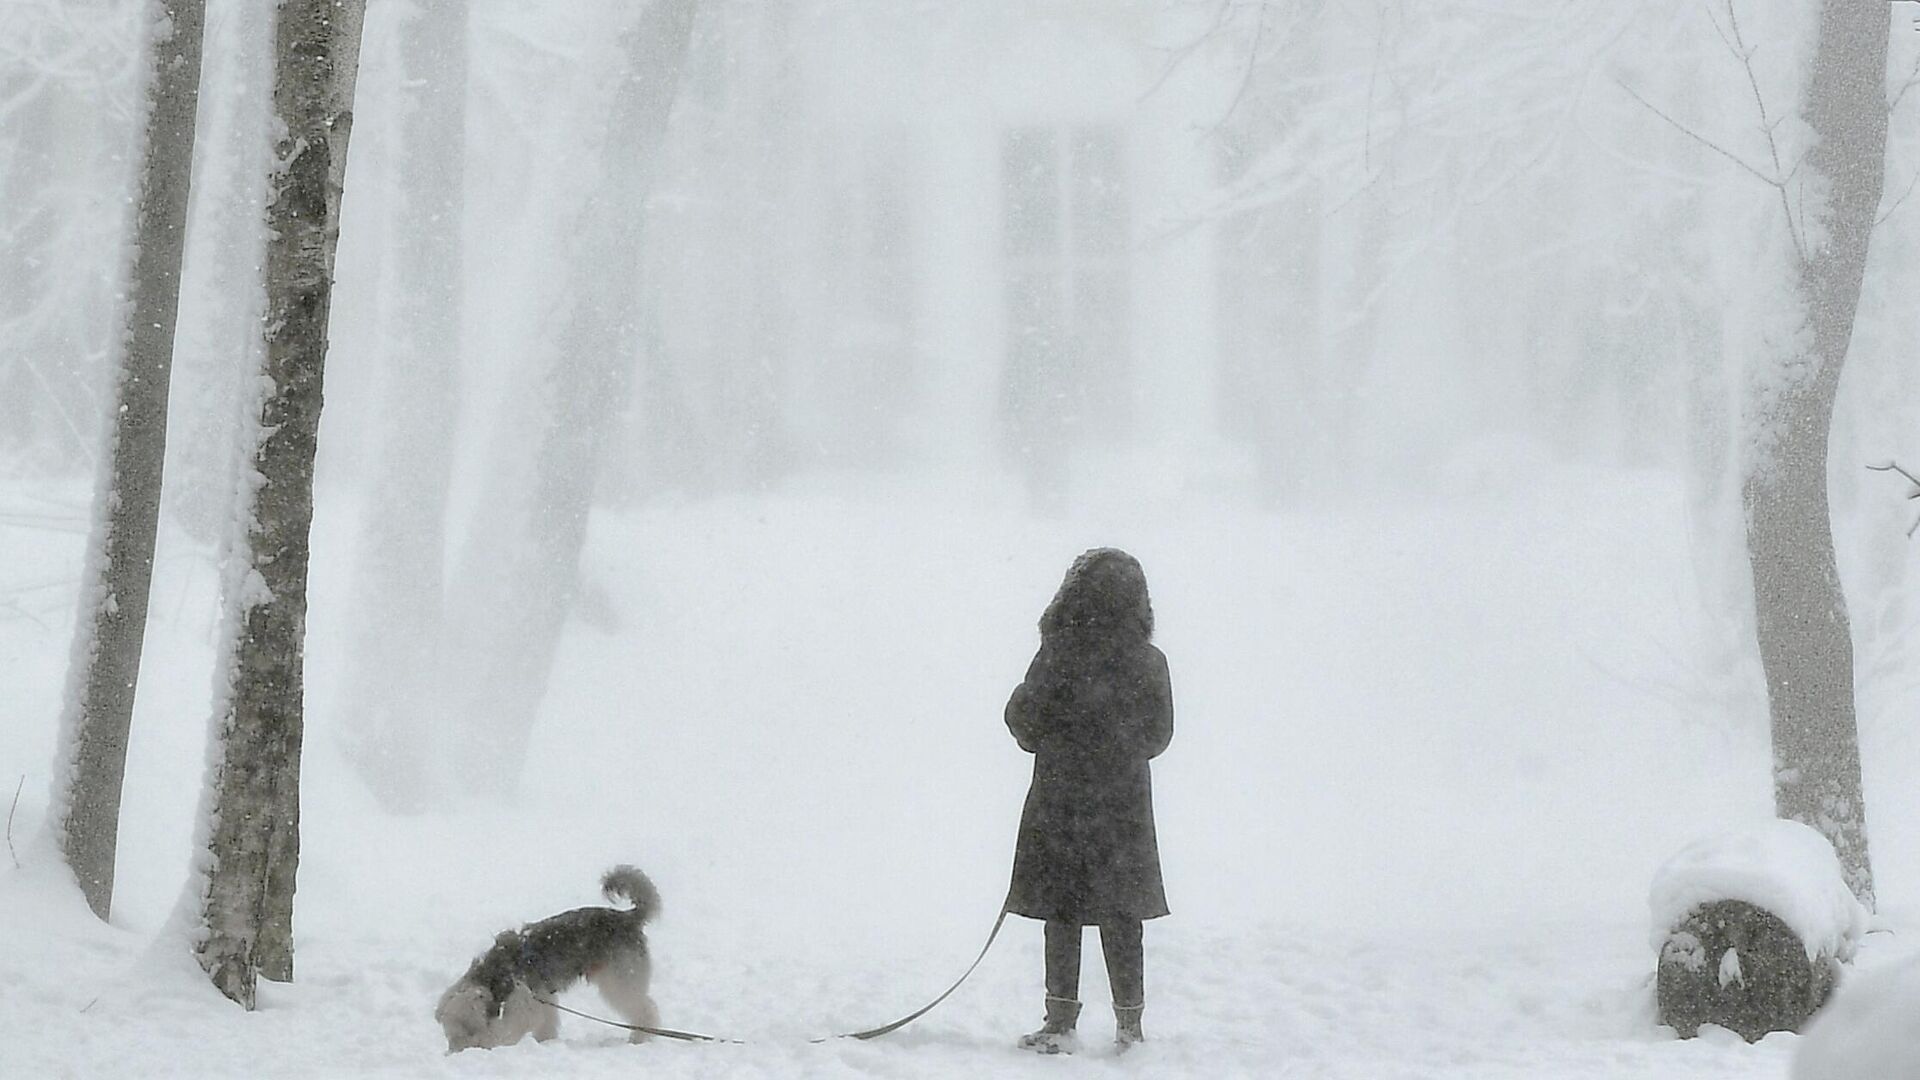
[1069,125,1126,255]
[1073,264,1130,436]
[1003,126,1059,256]
[1008,264,1064,352]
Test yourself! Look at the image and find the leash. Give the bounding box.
[531,995,743,1044]
[534,907,1011,1045]
[818,908,1010,1042]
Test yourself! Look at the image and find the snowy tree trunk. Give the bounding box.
[1743,1,1890,910]
[441,0,697,796]
[339,0,467,811]
[196,0,365,1008]
[49,0,205,922]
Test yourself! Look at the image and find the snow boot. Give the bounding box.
[1017,996,1082,1054]
[1113,1002,1144,1051]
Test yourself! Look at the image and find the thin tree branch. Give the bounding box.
[7,776,23,870]
[1719,0,1806,260]
[1363,1,1388,175]
[1877,165,1920,227]
[1868,461,1920,494]
[1703,0,1738,56]
[1220,2,1272,129]
[1614,77,1782,188]
[1889,41,1920,114]
[1868,461,1920,536]
[1141,0,1234,104]
[0,598,54,633]
[1721,1,1786,178]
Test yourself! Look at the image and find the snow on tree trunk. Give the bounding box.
[171,0,274,549]
[440,0,698,797]
[1742,0,1890,910]
[339,0,467,812]
[47,0,206,922]
[195,0,365,1009]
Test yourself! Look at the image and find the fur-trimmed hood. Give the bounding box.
[1039,548,1153,647]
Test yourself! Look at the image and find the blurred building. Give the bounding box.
[633,0,1221,506]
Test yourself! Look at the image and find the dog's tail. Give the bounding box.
[602,865,660,924]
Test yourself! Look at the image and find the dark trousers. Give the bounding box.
[1044,919,1144,1007]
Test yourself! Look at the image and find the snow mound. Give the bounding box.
[1793,955,1920,1080]
[1647,820,1866,962]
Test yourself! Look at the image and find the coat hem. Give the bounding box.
[1005,905,1171,925]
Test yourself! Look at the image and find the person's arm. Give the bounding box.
[1005,651,1049,753]
[1134,647,1173,760]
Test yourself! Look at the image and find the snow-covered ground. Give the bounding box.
[4,471,1917,1078]
[1796,951,1920,1080]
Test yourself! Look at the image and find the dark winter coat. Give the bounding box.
[1003,550,1174,924]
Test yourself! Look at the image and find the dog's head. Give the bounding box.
[434,981,500,1053]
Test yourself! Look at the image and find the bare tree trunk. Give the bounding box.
[1743,0,1889,909]
[196,0,365,1008]
[340,0,467,811]
[442,0,698,796]
[49,0,205,921]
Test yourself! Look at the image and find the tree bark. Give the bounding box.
[1656,900,1837,1041]
[442,0,698,796]
[197,0,365,1008]
[51,0,205,922]
[1743,0,1890,910]
[340,0,467,811]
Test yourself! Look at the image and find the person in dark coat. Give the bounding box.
[1004,548,1173,1053]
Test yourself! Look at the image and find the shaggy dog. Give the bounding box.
[434,866,662,1052]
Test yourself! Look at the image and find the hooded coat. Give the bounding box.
[1004,549,1173,924]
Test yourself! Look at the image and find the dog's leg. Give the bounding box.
[495,983,542,1048]
[593,953,660,1044]
[532,998,561,1043]
[608,986,660,1043]
[627,992,662,1044]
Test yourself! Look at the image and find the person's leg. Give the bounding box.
[1100,919,1145,1047]
[1044,919,1083,1011]
[1018,920,1083,1052]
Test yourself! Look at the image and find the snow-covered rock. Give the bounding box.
[1648,820,1866,963]
[1793,954,1920,1080]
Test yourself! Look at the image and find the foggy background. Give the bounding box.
[7,3,1920,1075]
[3,0,1920,805]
